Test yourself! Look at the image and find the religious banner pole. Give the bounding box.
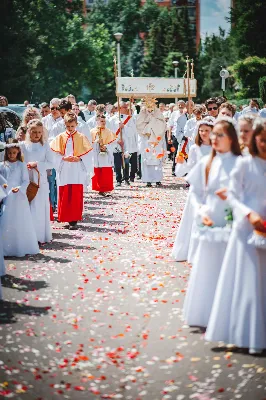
[113,56,125,169]
[186,55,191,119]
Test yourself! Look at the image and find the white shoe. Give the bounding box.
[249,348,263,355]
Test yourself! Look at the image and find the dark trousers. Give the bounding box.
[172,136,179,172]
[113,152,138,182]
[137,154,142,178]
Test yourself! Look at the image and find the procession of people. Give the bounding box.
[0,93,266,355]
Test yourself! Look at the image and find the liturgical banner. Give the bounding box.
[116,77,197,98]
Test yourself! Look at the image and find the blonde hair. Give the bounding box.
[26,119,48,145]
[64,112,77,124]
[22,107,41,125]
[238,113,256,126]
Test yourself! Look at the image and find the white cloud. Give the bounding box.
[200,0,230,36]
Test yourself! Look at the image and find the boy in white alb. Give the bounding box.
[50,112,93,230]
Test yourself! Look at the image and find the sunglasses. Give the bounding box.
[51,107,60,111]
[208,106,218,111]
[210,133,227,139]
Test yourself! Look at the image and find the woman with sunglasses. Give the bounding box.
[183,117,241,329]
[206,118,266,354]
[205,98,219,118]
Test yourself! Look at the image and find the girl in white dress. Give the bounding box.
[0,173,7,298]
[238,114,256,155]
[183,117,241,328]
[21,120,54,243]
[0,140,39,257]
[172,118,213,261]
[206,118,266,354]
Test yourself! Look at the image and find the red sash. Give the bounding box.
[115,115,131,136]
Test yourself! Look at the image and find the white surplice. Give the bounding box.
[0,161,39,257]
[21,142,54,243]
[206,155,266,349]
[183,152,239,327]
[42,114,62,138]
[50,120,92,143]
[109,114,139,154]
[172,144,212,261]
[53,137,93,188]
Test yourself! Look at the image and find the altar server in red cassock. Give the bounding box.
[91,115,116,196]
[50,112,93,230]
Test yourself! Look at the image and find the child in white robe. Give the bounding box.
[238,114,256,156]
[91,115,116,196]
[183,117,242,328]
[172,118,213,261]
[50,112,93,230]
[0,173,7,297]
[0,140,39,257]
[21,120,54,243]
[206,118,266,354]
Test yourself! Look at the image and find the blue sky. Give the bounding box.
[201,0,231,36]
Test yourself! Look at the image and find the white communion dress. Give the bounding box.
[206,155,266,350]
[0,161,39,257]
[0,174,7,276]
[21,142,54,243]
[183,151,239,328]
[172,144,211,261]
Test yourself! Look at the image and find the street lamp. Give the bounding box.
[114,32,123,77]
[220,67,229,97]
[172,61,179,103]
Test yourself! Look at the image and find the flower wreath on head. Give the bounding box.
[4,142,23,148]
[215,115,238,129]
[197,116,215,129]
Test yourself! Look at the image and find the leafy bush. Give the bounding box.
[229,57,266,98]
[259,77,266,104]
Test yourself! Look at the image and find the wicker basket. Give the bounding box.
[26,168,40,203]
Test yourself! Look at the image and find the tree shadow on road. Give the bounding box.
[0,300,50,324]
[1,274,49,292]
[6,252,71,264]
[43,241,96,251]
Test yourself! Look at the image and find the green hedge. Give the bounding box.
[259,77,266,104]
[229,56,266,99]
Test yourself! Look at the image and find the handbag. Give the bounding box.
[26,167,40,203]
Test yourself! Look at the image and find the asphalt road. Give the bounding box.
[1,163,266,400]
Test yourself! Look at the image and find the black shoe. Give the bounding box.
[156,182,162,186]
[69,221,78,230]
[172,172,176,176]
[125,180,130,185]
[137,176,141,180]
[146,182,152,187]
[116,182,122,187]
[130,178,134,183]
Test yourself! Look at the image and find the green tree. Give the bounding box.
[229,56,266,98]
[125,36,144,77]
[259,77,266,104]
[230,0,266,59]
[88,0,141,54]
[197,29,237,100]
[141,8,170,77]
[163,52,186,78]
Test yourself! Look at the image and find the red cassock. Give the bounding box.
[91,167,114,192]
[58,184,83,222]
